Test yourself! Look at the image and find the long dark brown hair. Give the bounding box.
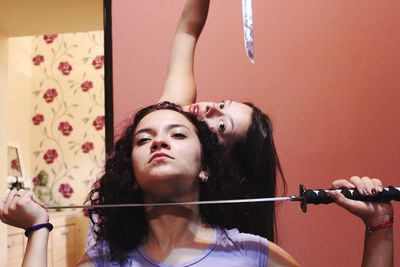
[229,102,287,242]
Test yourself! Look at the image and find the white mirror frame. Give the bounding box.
[7,141,26,189]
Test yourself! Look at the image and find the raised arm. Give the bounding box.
[159,0,210,105]
[328,177,394,267]
[0,189,50,267]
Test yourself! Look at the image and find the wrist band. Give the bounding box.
[366,217,394,234]
[25,223,53,237]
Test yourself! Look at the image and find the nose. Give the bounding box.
[204,103,222,118]
[150,137,170,152]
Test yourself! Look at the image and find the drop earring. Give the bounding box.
[198,171,209,182]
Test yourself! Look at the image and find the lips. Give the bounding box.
[189,104,199,116]
[148,153,174,163]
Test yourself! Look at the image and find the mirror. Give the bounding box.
[0,2,114,265]
[7,143,24,190]
[7,146,22,178]
[1,0,112,207]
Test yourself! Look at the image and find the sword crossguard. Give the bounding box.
[299,184,307,213]
[288,184,308,212]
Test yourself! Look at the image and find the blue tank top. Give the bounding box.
[86,228,269,267]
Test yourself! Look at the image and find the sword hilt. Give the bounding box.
[295,184,400,213]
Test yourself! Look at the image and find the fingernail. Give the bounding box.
[371,189,377,195]
[348,183,356,188]
[378,186,383,192]
[363,189,369,196]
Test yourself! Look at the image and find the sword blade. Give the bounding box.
[45,196,293,210]
[43,186,400,211]
[242,0,254,63]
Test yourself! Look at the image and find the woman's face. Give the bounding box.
[132,110,202,199]
[184,100,252,147]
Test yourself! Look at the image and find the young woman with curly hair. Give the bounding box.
[0,102,394,266]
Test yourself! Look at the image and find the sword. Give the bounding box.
[45,185,400,213]
[242,0,254,63]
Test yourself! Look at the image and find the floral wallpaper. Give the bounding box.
[31,32,105,206]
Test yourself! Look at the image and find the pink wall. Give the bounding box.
[112,0,399,266]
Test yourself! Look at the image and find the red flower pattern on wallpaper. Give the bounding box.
[92,55,104,69]
[58,183,74,198]
[58,121,73,136]
[81,142,94,153]
[11,159,20,171]
[32,32,105,205]
[58,61,73,75]
[43,34,58,44]
[32,55,45,66]
[92,115,105,130]
[43,88,58,103]
[81,81,93,92]
[32,114,45,125]
[43,149,58,164]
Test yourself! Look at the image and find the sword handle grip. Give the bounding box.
[299,185,400,212]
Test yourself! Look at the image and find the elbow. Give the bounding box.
[177,20,206,38]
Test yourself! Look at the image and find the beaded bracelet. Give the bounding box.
[25,223,54,237]
[366,217,394,234]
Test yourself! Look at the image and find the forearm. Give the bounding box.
[162,33,198,105]
[22,228,50,267]
[361,227,393,267]
[161,0,210,105]
[177,0,210,37]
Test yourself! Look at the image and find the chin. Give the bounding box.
[141,176,198,200]
[147,167,194,182]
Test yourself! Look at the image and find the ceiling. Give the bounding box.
[0,0,103,37]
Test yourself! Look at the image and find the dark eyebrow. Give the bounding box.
[167,124,190,131]
[226,100,235,132]
[135,128,153,136]
[135,124,190,136]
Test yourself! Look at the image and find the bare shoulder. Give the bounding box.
[267,242,301,267]
[76,253,95,267]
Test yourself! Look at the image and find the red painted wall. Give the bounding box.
[112,1,399,266]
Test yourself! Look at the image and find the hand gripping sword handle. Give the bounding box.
[297,185,400,213]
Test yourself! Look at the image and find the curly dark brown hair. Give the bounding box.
[87,102,243,263]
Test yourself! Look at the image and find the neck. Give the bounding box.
[145,205,202,246]
[143,207,214,264]
[143,191,201,247]
[142,193,214,262]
